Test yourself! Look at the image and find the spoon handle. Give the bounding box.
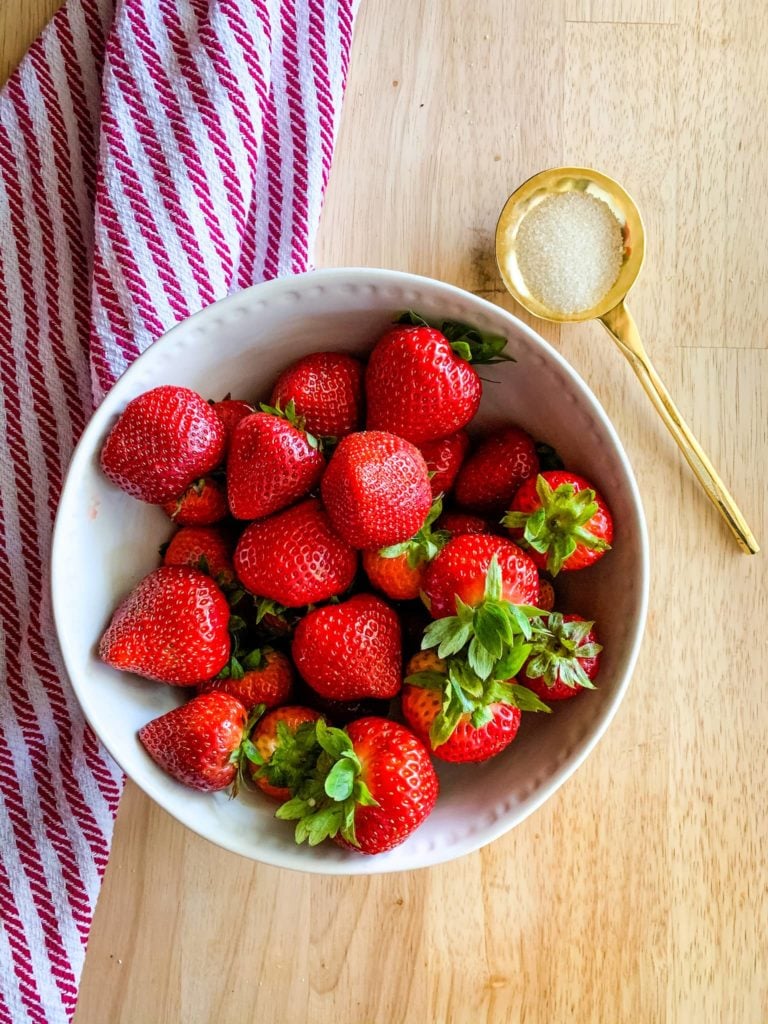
[599,302,759,554]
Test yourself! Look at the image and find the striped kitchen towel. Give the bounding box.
[0,1,357,1020]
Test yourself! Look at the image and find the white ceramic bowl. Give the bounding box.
[52,268,648,874]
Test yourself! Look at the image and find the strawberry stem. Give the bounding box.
[259,398,324,450]
[394,310,515,365]
[378,495,449,568]
[406,655,550,749]
[503,475,610,576]
[421,556,549,680]
[524,613,602,690]
[247,719,324,793]
[229,703,267,798]
[276,720,378,847]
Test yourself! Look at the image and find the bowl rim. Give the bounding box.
[51,266,649,874]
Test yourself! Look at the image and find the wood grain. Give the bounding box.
[3,2,767,1022]
[0,0,64,83]
[565,0,677,24]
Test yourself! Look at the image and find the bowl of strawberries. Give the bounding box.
[52,268,648,872]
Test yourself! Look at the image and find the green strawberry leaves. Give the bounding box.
[395,310,515,366]
[484,680,550,713]
[248,719,325,792]
[503,475,611,576]
[524,612,602,690]
[493,642,532,681]
[407,555,556,748]
[397,309,430,328]
[229,703,267,797]
[276,720,379,848]
[378,496,449,568]
[421,556,548,681]
[254,597,288,625]
[406,647,551,749]
[242,648,264,670]
[259,398,323,450]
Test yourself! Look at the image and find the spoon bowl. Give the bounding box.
[495,166,644,322]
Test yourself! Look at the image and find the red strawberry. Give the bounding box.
[101,386,225,504]
[418,431,470,498]
[402,686,521,763]
[245,706,323,801]
[138,691,247,792]
[438,511,492,537]
[212,398,255,450]
[233,498,357,608]
[365,326,483,444]
[198,648,294,710]
[504,471,614,575]
[270,351,364,440]
[99,566,231,685]
[321,431,432,549]
[362,496,447,601]
[276,717,438,854]
[538,578,556,612]
[163,526,234,585]
[402,651,548,764]
[362,550,423,602]
[227,409,324,520]
[422,534,540,619]
[523,613,601,700]
[420,538,544,686]
[162,476,228,526]
[453,426,538,514]
[292,593,402,701]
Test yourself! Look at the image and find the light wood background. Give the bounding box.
[3,2,767,1021]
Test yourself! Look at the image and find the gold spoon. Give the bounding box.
[495,166,759,555]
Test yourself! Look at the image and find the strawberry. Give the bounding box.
[198,647,294,710]
[402,650,548,763]
[276,717,438,854]
[365,326,480,444]
[365,314,511,444]
[244,706,323,801]
[504,471,614,575]
[101,385,225,504]
[292,593,402,701]
[138,691,247,792]
[270,351,364,440]
[233,498,357,608]
[438,512,492,538]
[227,407,324,520]
[162,476,228,526]
[417,431,470,498]
[402,685,522,763]
[422,534,540,619]
[321,431,432,549]
[453,426,538,514]
[212,397,255,450]
[523,613,601,700]
[538,578,556,612]
[421,543,545,686]
[362,549,422,602]
[362,497,447,601]
[162,526,234,585]
[99,566,231,685]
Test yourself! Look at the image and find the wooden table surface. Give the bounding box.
[4,2,767,1021]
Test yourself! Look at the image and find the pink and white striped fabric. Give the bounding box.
[0,1,357,1019]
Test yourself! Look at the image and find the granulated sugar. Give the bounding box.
[515,192,624,314]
